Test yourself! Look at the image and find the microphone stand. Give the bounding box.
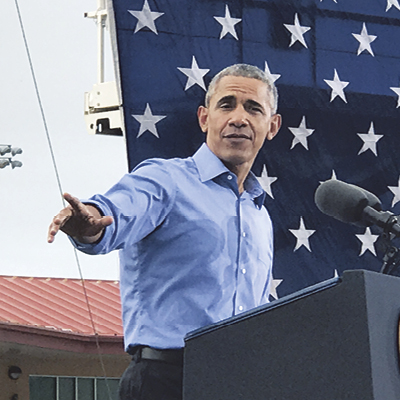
[379,231,400,275]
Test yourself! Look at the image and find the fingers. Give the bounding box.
[47,193,79,243]
[99,215,114,228]
[63,192,87,214]
[47,204,73,243]
[48,193,114,244]
[47,224,57,243]
[47,218,63,244]
[47,223,60,244]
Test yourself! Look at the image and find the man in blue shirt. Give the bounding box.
[48,63,281,400]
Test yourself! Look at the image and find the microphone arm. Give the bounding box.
[379,239,400,275]
[315,179,400,275]
[362,206,400,238]
[354,205,400,274]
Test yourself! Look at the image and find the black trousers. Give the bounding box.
[119,349,183,400]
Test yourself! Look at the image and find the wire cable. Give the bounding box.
[14,1,114,399]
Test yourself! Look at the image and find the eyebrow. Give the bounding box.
[215,95,266,114]
[215,95,266,113]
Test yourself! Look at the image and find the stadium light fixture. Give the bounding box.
[0,158,23,169]
[11,147,23,156]
[11,160,23,169]
[0,145,11,156]
[0,145,23,169]
[0,158,10,169]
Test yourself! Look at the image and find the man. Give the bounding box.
[48,63,281,400]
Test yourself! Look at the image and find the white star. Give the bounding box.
[257,165,277,199]
[177,56,210,91]
[324,69,349,103]
[128,0,164,35]
[386,0,400,12]
[214,5,241,40]
[289,217,316,252]
[388,176,400,208]
[132,103,166,138]
[284,13,311,48]
[333,269,339,278]
[264,61,281,83]
[319,171,338,185]
[356,227,379,256]
[288,116,315,150]
[390,84,400,107]
[269,277,283,300]
[352,23,377,56]
[357,122,383,156]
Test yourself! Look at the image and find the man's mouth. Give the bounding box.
[223,133,251,140]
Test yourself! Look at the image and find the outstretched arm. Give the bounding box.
[47,193,113,244]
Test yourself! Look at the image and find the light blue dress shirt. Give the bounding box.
[73,143,274,349]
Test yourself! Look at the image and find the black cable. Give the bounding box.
[14,1,114,398]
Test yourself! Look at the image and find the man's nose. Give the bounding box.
[229,106,248,128]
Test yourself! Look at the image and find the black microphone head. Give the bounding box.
[357,186,382,212]
[314,179,381,227]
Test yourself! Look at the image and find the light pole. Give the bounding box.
[0,145,23,169]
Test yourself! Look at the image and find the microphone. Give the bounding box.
[314,179,400,237]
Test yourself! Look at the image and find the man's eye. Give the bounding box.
[220,103,232,109]
[248,106,262,113]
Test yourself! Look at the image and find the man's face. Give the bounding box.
[198,75,281,170]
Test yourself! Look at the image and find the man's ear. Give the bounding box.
[197,106,208,133]
[266,113,282,141]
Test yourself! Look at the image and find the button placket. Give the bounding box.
[236,200,250,315]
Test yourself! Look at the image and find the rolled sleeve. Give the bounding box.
[69,159,177,255]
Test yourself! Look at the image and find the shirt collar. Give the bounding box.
[192,143,230,182]
[192,143,266,207]
[243,172,266,209]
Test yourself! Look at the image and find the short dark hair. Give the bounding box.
[205,63,279,114]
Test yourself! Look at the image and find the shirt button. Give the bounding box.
[227,175,233,180]
[241,268,247,274]
[242,232,246,238]
[238,306,244,312]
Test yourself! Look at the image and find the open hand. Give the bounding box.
[47,193,113,244]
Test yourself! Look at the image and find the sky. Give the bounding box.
[1,0,127,280]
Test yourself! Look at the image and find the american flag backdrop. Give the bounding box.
[108,0,400,299]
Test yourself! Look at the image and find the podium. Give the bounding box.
[183,270,400,399]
